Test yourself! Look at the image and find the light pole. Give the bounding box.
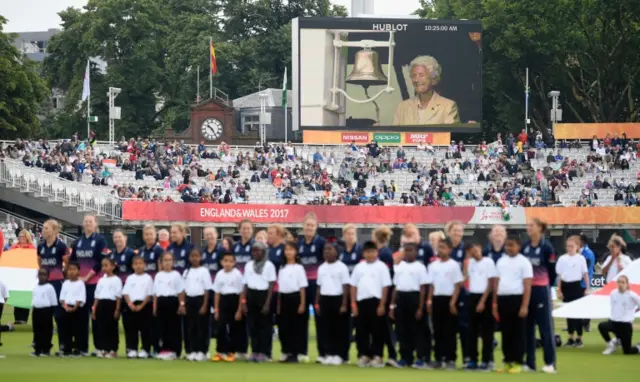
[548,90,561,136]
[108,87,122,146]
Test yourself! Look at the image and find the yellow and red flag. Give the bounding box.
[210,40,217,75]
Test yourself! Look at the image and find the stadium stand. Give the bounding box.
[1,134,639,214]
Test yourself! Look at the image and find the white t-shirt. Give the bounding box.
[154,270,185,297]
[317,261,350,296]
[610,289,640,323]
[243,260,277,291]
[213,269,244,295]
[0,280,8,304]
[602,254,633,282]
[555,254,588,283]
[60,279,87,307]
[95,275,123,300]
[467,257,498,294]
[123,273,154,302]
[32,283,58,308]
[496,254,533,295]
[429,258,464,296]
[393,261,430,292]
[277,264,308,294]
[350,260,391,301]
[183,267,213,297]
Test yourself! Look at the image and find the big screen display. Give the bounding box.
[292,17,482,133]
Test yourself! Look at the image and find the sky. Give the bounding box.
[1,0,422,32]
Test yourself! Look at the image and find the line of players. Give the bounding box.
[31,213,560,372]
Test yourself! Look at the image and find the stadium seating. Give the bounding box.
[1,139,639,216]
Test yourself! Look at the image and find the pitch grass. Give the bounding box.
[0,305,638,382]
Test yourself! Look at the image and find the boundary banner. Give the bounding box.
[122,203,640,225]
[554,123,640,140]
[303,130,451,145]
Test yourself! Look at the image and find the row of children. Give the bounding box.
[5,213,638,370]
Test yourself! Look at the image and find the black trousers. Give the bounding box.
[319,295,347,357]
[467,293,495,364]
[303,281,320,356]
[0,303,4,345]
[123,302,152,352]
[396,291,424,364]
[599,320,639,355]
[432,295,457,362]
[61,307,83,354]
[355,298,384,358]
[50,280,66,352]
[383,288,398,361]
[246,289,271,355]
[78,283,96,353]
[95,299,119,352]
[498,295,525,364]
[185,295,209,353]
[157,296,182,354]
[279,292,306,356]
[14,307,30,322]
[561,281,585,336]
[217,294,246,354]
[32,307,54,354]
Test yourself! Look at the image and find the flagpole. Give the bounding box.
[209,37,213,100]
[524,67,529,134]
[196,65,200,103]
[86,81,90,140]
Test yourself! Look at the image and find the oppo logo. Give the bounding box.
[373,133,401,143]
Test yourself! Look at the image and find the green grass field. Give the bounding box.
[1,305,638,382]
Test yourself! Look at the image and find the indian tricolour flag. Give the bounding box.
[0,248,39,308]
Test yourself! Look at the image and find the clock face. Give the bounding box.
[200,118,223,141]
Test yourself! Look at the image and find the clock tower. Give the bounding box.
[162,97,235,144]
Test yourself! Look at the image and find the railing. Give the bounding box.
[0,159,123,220]
[0,208,78,244]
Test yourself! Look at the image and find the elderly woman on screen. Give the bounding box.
[393,55,460,125]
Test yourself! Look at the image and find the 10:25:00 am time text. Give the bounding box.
[424,25,458,31]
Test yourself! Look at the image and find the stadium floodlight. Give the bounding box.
[108,87,122,146]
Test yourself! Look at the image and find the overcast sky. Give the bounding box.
[1,0,421,32]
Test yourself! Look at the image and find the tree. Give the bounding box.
[43,0,347,139]
[0,15,49,138]
[415,0,640,142]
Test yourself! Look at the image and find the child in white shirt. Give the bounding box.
[59,262,87,356]
[599,275,640,355]
[555,236,589,347]
[212,253,245,362]
[277,242,308,363]
[32,268,58,356]
[493,236,532,374]
[153,252,186,361]
[427,237,464,369]
[350,241,391,368]
[316,243,350,365]
[92,257,123,358]
[122,256,154,358]
[183,248,212,362]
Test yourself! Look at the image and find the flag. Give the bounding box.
[0,248,39,309]
[281,67,287,108]
[81,59,90,101]
[210,40,217,75]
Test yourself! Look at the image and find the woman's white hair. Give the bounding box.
[410,55,442,83]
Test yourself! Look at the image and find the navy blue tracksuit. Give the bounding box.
[70,233,108,353]
[339,243,362,360]
[451,242,468,363]
[167,240,194,274]
[139,243,163,277]
[268,243,285,358]
[298,235,325,356]
[233,239,254,274]
[378,246,397,361]
[522,239,557,370]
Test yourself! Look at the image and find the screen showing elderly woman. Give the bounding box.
[296,17,482,131]
[392,55,460,125]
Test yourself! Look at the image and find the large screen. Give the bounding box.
[292,17,482,133]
